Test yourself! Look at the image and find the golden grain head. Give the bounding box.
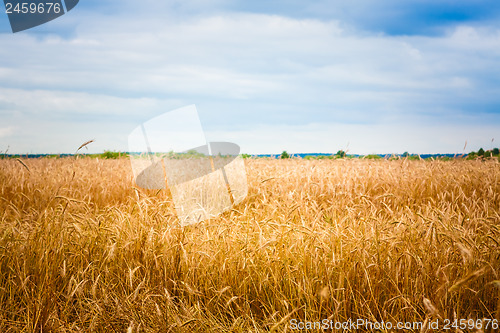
[0,157,499,332]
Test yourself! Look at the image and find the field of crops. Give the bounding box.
[0,157,499,332]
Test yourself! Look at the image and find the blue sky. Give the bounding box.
[1,0,499,154]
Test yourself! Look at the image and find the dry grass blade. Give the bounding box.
[0,158,498,331]
[423,298,441,318]
[15,158,29,172]
[490,281,500,289]
[270,306,305,332]
[448,267,488,293]
[75,139,95,154]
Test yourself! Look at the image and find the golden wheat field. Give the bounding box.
[0,157,499,332]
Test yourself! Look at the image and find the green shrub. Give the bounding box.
[466,152,477,160]
[407,155,421,161]
[101,151,121,159]
[364,154,382,159]
[281,151,290,159]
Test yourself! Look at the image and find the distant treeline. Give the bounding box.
[0,151,126,159]
[1,148,499,160]
[245,148,500,160]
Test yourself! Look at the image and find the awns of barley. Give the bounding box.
[0,157,499,332]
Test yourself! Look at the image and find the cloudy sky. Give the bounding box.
[1,0,499,154]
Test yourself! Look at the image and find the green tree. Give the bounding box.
[493,148,499,156]
[101,150,120,159]
[280,151,290,159]
[466,152,477,160]
[478,148,485,156]
[336,150,346,158]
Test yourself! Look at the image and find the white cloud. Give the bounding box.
[0,12,499,153]
[207,122,499,155]
[0,88,179,119]
[0,126,16,138]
